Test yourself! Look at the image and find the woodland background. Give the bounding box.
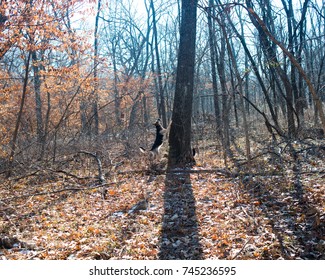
[0,0,324,260]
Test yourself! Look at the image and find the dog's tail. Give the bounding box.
[139,147,146,153]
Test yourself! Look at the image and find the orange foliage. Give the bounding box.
[0,0,158,156]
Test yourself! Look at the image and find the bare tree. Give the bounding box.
[206,0,222,137]
[168,0,198,167]
[150,0,167,127]
[92,0,102,136]
[246,1,325,134]
[7,52,32,177]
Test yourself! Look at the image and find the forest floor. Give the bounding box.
[0,132,324,260]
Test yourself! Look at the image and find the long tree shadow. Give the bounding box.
[158,170,203,259]
[239,145,325,259]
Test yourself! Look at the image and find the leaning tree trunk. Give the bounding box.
[168,0,198,167]
[247,5,325,134]
[246,0,296,137]
[224,8,282,135]
[7,51,32,177]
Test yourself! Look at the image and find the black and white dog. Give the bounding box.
[140,118,168,159]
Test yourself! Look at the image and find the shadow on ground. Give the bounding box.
[158,170,203,259]
[237,148,325,259]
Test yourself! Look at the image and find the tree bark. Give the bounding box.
[220,22,251,160]
[207,1,222,137]
[111,42,122,128]
[168,0,198,167]
[32,51,44,145]
[216,30,230,153]
[150,0,167,128]
[92,0,101,136]
[7,51,32,177]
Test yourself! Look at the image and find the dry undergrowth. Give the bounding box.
[0,133,324,260]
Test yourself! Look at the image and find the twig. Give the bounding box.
[78,150,107,198]
[231,237,253,260]
[46,168,94,180]
[79,150,106,183]
[27,250,46,260]
[6,170,40,182]
[240,206,258,227]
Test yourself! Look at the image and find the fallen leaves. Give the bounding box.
[0,138,324,260]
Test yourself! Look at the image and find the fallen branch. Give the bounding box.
[0,181,122,203]
[118,167,325,178]
[117,168,233,177]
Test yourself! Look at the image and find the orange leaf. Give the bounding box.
[108,189,117,196]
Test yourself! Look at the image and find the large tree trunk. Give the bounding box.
[168,0,198,167]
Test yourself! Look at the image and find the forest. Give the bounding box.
[0,0,324,260]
